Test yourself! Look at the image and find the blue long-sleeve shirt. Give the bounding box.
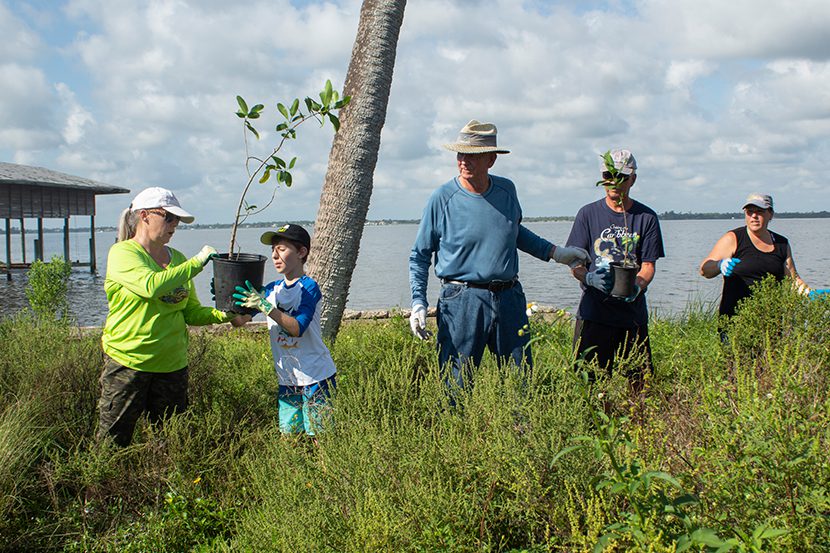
[409,175,554,308]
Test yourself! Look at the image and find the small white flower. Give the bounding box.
[597,392,605,399]
[766,393,773,399]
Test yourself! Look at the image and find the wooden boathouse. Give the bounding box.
[1,162,129,280]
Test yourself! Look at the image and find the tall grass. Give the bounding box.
[0,279,827,551]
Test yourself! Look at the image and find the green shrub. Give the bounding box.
[25,256,72,321]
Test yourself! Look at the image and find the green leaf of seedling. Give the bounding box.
[248,104,264,119]
[285,172,292,187]
[275,122,288,132]
[321,79,333,105]
[271,155,285,168]
[290,98,299,116]
[259,170,270,184]
[289,157,297,169]
[236,95,249,114]
[329,113,340,131]
[277,102,289,120]
[245,121,260,140]
[305,98,314,112]
[236,111,246,119]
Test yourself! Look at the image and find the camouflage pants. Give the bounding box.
[96,356,188,447]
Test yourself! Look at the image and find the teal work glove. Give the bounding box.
[194,245,218,267]
[718,258,741,276]
[232,280,274,314]
[623,283,642,303]
[809,289,830,300]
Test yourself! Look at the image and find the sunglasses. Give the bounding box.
[147,210,180,223]
[602,171,630,182]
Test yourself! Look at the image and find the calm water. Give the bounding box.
[1,219,827,327]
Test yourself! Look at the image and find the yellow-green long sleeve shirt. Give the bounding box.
[101,240,231,372]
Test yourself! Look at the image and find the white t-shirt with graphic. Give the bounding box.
[264,275,336,386]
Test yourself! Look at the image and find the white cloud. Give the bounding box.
[1,0,828,225]
[0,2,41,62]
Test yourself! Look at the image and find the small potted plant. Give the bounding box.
[596,150,640,298]
[211,80,350,314]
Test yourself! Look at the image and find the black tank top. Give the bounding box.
[719,226,788,317]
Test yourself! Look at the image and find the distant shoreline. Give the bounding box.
[3,211,829,234]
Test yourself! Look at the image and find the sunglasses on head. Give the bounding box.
[147,209,180,223]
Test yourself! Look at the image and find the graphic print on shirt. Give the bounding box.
[274,320,299,349]
[594,223,638,263]
[159,286,189,304]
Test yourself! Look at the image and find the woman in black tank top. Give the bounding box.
[699,193,810,318]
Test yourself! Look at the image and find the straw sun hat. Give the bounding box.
[442,120,511,154]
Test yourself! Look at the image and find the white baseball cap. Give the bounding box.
[130,187,195,223]
[602,149,638,175]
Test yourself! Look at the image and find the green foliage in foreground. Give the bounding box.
[0,279,828,552]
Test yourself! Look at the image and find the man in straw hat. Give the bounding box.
[408,120,590,391]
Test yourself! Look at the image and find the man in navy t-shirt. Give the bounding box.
[566,149,664,391]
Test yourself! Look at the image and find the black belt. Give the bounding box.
[442,278,518,292]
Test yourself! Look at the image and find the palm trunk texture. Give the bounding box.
[308,0,407,339]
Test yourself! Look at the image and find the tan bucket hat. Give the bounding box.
[442,120,511,154]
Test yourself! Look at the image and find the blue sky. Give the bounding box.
[2,0,829,227]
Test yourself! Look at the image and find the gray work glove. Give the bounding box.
[552,245,590,268]
[585,266,612,294]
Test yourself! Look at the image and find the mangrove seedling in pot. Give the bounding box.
[212,81,350,314]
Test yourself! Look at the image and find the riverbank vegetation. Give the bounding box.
[0,277,828,551]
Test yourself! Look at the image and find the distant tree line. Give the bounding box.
[2,211,828,235]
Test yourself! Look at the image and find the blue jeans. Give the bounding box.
[437,281,531,389]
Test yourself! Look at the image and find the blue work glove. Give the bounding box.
[718,258,741,276]
[232,280,274,314]
[623,283,642,303]
[809,289,830,300]
[585,266,612,294]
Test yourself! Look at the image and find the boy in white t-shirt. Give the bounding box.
[234,224,336,435]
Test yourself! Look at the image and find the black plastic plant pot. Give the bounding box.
[212,253,268,315]
[610,262,639,299]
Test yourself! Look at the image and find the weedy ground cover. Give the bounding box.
[0,277,827,551]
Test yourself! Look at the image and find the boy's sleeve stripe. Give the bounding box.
[294,277,320,335]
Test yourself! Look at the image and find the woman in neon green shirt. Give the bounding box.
[98,187,250,446]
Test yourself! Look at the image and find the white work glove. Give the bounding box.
[585,266,612,294]
[194,245,218,266]
[409,304,430,340]
[552,245,590,268]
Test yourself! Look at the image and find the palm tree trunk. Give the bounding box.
[307,0,406,339]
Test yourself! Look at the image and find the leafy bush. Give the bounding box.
[25,256,72,321]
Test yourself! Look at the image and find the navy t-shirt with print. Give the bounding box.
[566,198,665,327]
